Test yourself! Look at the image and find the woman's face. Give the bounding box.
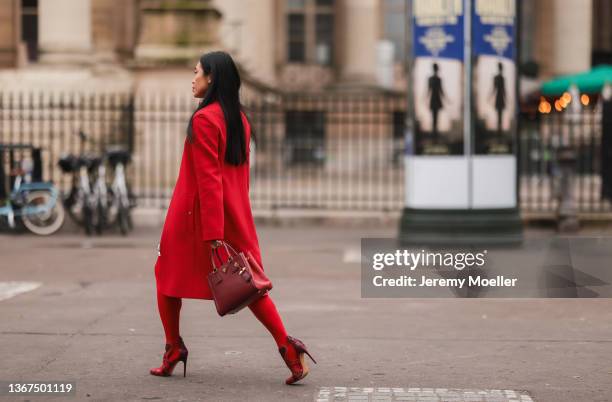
[192,61,210,98]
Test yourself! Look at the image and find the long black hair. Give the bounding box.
[187,51,254,166]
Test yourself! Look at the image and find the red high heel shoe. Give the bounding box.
[150,336,189,377]
[278,335,317,385]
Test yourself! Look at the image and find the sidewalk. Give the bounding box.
[0,224,611,401]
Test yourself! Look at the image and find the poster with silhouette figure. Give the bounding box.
[412,0,464,155]
[472,0,516,154]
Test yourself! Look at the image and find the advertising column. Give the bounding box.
[471,0,518,208]
[399,0,522,245]
[405,0,468,209]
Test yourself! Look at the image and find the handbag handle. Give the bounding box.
[209,240,240,271]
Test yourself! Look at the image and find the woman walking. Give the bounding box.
[150,51,316,384]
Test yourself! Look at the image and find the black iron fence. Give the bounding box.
[0,91,134,200]
[519,108,611,217]
[1,89,610,219]
[244,91,406,212]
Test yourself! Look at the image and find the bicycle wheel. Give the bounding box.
[95,201,106,235]
[105,187,119,226]
[83,202,95,235]
[21,191,66,236]
[118,205,130,235]
[64,188,85,226]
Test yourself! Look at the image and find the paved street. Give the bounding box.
[1,222,611,402]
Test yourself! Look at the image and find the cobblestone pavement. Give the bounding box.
[315,387,534,402]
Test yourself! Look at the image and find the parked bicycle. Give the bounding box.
[105,145,135,235]
[58,131,136,235]
[58,152,101,234]
[0,144,65,235]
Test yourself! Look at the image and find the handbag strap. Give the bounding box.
[209,240,240,271]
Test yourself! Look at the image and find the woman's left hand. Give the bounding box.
[208,240,223,248]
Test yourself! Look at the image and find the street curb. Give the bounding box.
[53,207,401,234]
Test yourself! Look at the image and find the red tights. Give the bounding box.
[155,290,297,361]
[156,289,183,345]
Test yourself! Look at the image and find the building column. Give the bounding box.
[38,0,93,65]
[536,0,592,77]
[338,0,379,84]
[0,0,19,68]
[553,0,592,75]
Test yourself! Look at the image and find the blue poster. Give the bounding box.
[412,0,465,155]
[472,0,514,59]
[412,6,464,59]
[471,0,517,154]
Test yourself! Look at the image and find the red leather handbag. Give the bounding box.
[207,241,272,316]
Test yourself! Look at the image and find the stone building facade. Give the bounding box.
[0,0,608,93]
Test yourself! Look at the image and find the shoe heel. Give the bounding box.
[182,352,188,377]
[150,338,189,378]
[303,349,317,364]
[287,335,317,364]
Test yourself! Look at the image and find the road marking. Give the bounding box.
[0,281,42,301]
[316,387,535,402]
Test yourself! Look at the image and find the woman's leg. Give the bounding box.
[248,293,298,361]
[156,289,182,344]
[151,289,187,376]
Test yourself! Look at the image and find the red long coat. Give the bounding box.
[154,101,263,299]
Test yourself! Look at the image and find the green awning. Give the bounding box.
[541,65,612,95]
